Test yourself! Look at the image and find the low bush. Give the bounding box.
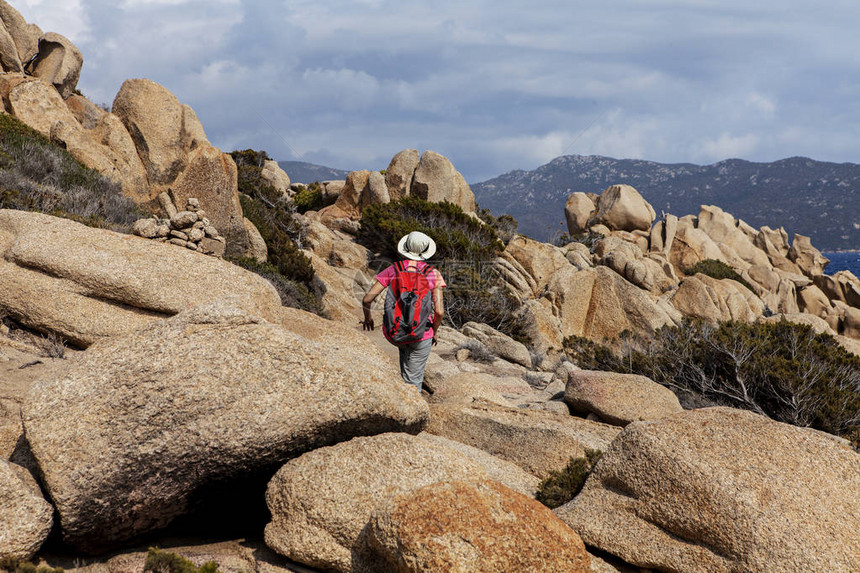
[563,320,860,445]
[0,559,63,573]
[143,548,221,573]
[357,196,527,341]
[535,449,602,509]
[0,114,140,231]
[292,181,325,213]
[228,257,325,316]
[476,207,518,244]
[230,149,315,286]
[455,340,496,363]
[685,259,756,293]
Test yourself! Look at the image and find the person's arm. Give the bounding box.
[431,286,444,344]
[361,280,386,330]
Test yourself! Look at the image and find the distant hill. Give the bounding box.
[472,155,860,251]
[278,161,349,184]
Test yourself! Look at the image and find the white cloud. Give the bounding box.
[696,133,760,161]
[14,0,89,42]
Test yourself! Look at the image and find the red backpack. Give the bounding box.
[383,261,435,345]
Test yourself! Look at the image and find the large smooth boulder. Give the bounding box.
[113,78,187,188]
[670,274,764,323]
[0,21,21,72]
[555,407,860,573]
[565,192,596,236]
[0,460,53,560]
[426,402,620,478]
[30,32,82,99]
[461,321,531,367]
[587,185,656,232]
[264,432,536,573]
[261,159,290,195]
[23,303,428,552]
[0,210,281,346]
[385,148,420,200]
[564,370,683,426]
[668,223,725,272]
[547,266,676,341]
[0,2,41,63]
[502,235,569,295]
[6,76,79,136]
[411,150,476,213]
[331,170,371,218]
[697,205,770,268]
[359,479,590,573]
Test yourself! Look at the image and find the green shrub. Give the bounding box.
[0,114,141,231]
[230,149,315,286]
[476,207,518,244]
[563,320,860,445]
[143,548,221,573]
[536,449,602,509]
[292,181,324,213]
[685,259,756,293]
[228,257,325,316]
[357,196,527,341]
[0,558,63,573]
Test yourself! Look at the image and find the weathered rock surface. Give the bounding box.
[358,479,590,573]
[426,401,620,478]
[264,432,536,572]
[0,459,53,560]
[412,150,476,213]
[565,192,596,236]
[427,372,513,407]
[385,148,420,200]
[6,75,79,136]
[788,234,829,277]
[588,185,655,232]
[23,303,428,552]
[556,407,860,573]
[0,210,281,346]
[461,321,531,367]
[261,159,290,195]
[0,2,41,65]
[30,32,82,98]
[564,370,683,426]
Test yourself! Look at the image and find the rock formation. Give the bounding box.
[23,302,428,552]
[316,149,476,225]
[556,407,860,572]
[358,479,591,573]
[132,195,227,256]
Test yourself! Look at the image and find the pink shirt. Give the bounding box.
[376,260,446,340]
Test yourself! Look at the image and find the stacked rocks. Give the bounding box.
[132,195,226,256]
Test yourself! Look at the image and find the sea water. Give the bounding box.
[823,252,860,276]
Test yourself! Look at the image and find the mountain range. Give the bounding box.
[279,155,860,251]
[472,155,860,251]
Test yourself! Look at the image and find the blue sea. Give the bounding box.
[823,252,860,276]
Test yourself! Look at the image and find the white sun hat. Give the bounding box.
[397,231,437,261]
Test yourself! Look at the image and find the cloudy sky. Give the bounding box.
[13,0,860,181]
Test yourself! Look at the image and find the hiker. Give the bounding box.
[361,231,446,392]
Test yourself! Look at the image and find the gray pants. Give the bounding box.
[398,338,433,392]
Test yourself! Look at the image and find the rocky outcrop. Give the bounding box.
[0,460,53,561]
[358,479,591,573]
[23,303,428,552]
[555,407,860,573]
[264,432,536,572]
[385,148,420,200]
[461,321,531,367]
[0,2,42,66]
[412,150,476,213]
[0,210,281,347]
[587,185,655,232]
[563,370,683,426]
[426,402,620,478]
[30,32,82,99]
[565,192,596,236]
[261,159,290,195]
